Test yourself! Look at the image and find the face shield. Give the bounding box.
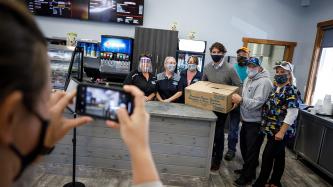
[138,57,153,73]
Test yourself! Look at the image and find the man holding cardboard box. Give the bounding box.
[231,57,273,186]
[202,42,242,172]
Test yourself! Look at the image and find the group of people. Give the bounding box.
[123,41,302,187]
[123,53,202,103]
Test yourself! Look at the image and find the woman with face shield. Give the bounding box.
[0,1,162,186]
[178,56,202,103]
[156,57,182,103]
[124,55,157,102]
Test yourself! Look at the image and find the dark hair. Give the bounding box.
[0,1,48,111]
[188,56,199,65]
[140,52,152,60]
[209,42,227,53]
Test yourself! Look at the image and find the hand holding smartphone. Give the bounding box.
[75,83,134,121]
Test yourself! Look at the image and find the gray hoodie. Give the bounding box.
[240,70,273,123]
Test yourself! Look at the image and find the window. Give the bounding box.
[312,47,333,104]
[305,20,333,104]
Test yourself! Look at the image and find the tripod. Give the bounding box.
[63,113,85,187]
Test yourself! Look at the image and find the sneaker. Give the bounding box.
[224,150,236,161]
[234,176,252,186]
[234,168,243,175]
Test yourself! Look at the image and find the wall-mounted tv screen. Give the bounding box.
[100,36,133,54]
[25,0,144,25]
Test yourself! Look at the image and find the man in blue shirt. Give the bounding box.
[224,47,250,161]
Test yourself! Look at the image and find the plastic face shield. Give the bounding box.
[138,57,152,73]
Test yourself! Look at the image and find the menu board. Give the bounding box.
[25,0,144,25]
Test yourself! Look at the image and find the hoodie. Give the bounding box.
[240,70,273,123]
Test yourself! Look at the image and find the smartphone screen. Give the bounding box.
[66,78,79,112]
[76,84,133,121]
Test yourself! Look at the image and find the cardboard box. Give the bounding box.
[185,81,239,113]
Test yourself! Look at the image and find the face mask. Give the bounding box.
[247,67,259,78]
[211,54,224,63]
[274,74,289,84]
[188,64,197,71]
[9,112,49,181]
[237,56,248,66]
[166,64,176,72]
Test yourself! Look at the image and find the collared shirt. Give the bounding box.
[261,83,302,139]
[123,70,157,96]
[178,69,203,103]
[156,72,182,101]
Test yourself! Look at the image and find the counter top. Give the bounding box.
[146,101,217,122]
[300,110,333,128]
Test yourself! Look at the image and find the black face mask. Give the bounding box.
[237,56,248,66]
[211,54,224,63]
[9,112,49,181]
[274,74,289,84]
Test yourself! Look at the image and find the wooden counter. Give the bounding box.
[44,101,217,177]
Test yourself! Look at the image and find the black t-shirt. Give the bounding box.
[123,70,157,96]
[156,72,182,102]
[178,69,203,103]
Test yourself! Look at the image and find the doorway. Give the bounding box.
[242,37,297,80]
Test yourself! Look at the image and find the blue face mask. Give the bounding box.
[274,74,288,84]
[188,64,197,71]
[246,67,259,78]
[166,64,176,72]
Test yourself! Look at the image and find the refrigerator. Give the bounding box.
[176,39,207,73]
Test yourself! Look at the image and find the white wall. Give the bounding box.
[292,0,333,96]
[36,0,303,54]
[36,0,333,96]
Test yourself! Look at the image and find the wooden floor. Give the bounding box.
[13,136,332,187]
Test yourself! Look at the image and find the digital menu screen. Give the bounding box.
[100,36,133,54]
[25,0,144,25]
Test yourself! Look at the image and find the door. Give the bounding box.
[133,27,157,72]
[153,29,178,74]
[295,111,325,163]
[243,38,297,81]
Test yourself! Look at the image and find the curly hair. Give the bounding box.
[209,42,227,53]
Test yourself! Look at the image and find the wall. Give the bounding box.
[292,0,333,96]
[35,0,333,96]
[36,0,303,56]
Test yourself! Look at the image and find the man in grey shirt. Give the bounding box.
[202,42,241,172]
[231,57,273,185]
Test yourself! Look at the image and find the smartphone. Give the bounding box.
[76,83,134,121]
[66,78,79,112]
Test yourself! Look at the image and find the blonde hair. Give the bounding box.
[164,56,176,65]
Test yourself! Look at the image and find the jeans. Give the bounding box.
[227,106,240,152]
